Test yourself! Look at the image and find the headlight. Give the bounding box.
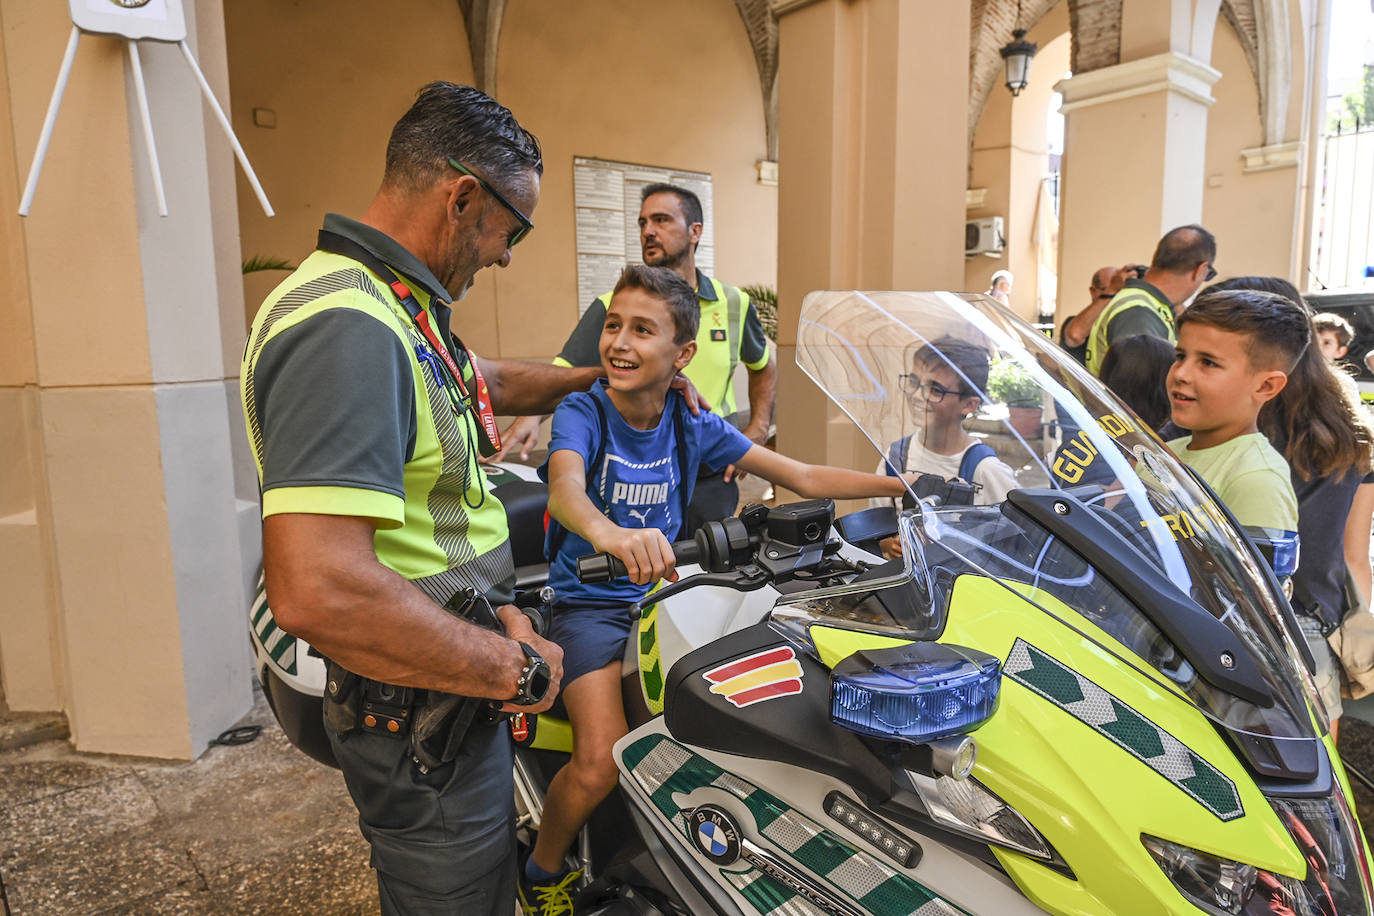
[909,771,1056,861]
[1145,792,1372,916]
[1142,836,1257,914]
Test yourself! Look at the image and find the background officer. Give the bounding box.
[500,183,776,530]
[1085,224,1217,375]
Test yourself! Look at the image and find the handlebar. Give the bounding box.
[575,501,840,589]
[576,536,703,584]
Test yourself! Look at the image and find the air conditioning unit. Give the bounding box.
[965,217,1004,257]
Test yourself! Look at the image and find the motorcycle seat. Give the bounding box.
[494,479,550,568]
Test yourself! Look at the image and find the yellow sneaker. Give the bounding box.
[517,866,582,916]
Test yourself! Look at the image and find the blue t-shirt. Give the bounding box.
[539,382,752,604]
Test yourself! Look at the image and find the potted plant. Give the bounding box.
[987,359,1043,439]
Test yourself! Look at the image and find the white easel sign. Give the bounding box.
[18,0,274,218]
[71,0,186,42]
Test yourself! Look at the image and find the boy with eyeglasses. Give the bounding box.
[872,337,1018,557]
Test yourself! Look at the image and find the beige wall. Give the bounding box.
[966,10,1070,321]
[225,0,778,361]
[775,0,970,479]
[0,0,252,757]
[1201,16,1301,281]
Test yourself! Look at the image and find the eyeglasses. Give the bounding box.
[899,374,959,403]
[448,158,534,247]
[1202,262,1217,282]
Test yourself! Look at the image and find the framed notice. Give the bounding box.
[572,157,714,312]
[70,0,187,41]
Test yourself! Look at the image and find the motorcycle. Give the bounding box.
[253,289,1372,915]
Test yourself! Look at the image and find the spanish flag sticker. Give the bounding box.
[703,646,804,708]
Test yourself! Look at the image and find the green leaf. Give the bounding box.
[242,254,297,274]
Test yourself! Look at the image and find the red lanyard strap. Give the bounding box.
[317,230,501,456]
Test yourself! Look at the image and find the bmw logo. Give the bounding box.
[689,805,741,865]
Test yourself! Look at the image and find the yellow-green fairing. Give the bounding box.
[810,573,1325,915]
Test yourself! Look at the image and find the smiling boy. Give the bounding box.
[524,265,910,911]
[1165,288,1310,531]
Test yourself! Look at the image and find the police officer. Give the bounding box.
[1084,225,1217,376]
[243,83,590,915]
[499,183,776,530]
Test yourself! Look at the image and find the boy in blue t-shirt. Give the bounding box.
[523,264,910,908]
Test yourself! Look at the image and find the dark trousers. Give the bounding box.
[326,714,516,916]
[687,467,740,534]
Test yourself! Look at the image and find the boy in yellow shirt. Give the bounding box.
[1165,287,1308,531]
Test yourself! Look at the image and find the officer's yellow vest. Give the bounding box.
[595,277,750,416]
[1085,288,1176,376]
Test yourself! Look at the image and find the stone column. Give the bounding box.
[1054,52,1221,320]
[0,0,254,758]
[773,0,970,472]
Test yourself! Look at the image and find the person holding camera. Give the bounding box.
[1059,265,1136,365]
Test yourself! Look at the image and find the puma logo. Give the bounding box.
[627,508,650,527]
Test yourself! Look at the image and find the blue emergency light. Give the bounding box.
[830,642,1001,744]
[1245,527,1299,580]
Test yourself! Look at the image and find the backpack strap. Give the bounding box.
[884,437,911,477]
[958,442,997,483]
[545,394,610,561]
[669,395,693,533]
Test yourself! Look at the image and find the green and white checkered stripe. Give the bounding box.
[1004,638,1243,821]
[720,868,829,916]
[622,734,966,916]
[249,576,297,676]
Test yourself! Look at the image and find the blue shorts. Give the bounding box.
[548,603,636,687]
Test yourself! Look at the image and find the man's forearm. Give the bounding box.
[263,515,526,700]
[743,361,778,442]
[479,358,602,415]
[1064,313,1091,347]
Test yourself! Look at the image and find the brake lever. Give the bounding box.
[628,569,772,619]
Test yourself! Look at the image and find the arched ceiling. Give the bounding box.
[968,0,1065,146]
[967,0,1267,144]
[451,0,1274,166]
[733,0,780,161]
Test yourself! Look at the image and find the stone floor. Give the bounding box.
[0,683,375,915]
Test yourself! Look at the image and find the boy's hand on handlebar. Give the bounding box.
[595,526,678,585]
[494,604,563,714]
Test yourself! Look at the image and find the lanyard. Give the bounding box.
[316,231,502,457]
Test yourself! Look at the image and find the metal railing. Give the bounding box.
[1310,121,1374,291]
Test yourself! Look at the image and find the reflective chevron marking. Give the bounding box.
[1004,638,1243,821]
[622,733,967,916]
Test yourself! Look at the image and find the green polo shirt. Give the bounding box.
[553,268,769,418]
[241,213,513,603]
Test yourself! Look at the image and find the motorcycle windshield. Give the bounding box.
[793,290,1313,743]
